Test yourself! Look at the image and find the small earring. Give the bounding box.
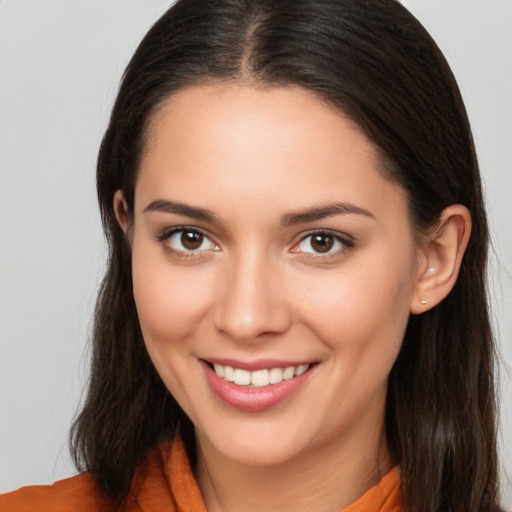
[420,299,427,305]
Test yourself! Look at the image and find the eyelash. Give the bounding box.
[291,230,355,258]
[156,227,219,259]
[155,227,355,260]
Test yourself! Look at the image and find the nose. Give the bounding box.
[212,252,292,343]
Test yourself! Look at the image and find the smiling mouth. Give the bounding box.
[206,362,312,387]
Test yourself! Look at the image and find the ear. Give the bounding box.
[113,189,131,236]
[410,204,471,314]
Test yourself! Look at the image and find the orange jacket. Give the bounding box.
[0,439,402,511]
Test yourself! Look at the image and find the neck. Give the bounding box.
[195,422,392,512]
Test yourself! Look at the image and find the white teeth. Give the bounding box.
[223,365,235,382]
[233,368,251,385]
[295,364,309,376]
[212,363,310,386]
[269,367,283,384]
[213,363,224,378]
[283,366,295,380]
[251,369,270,387]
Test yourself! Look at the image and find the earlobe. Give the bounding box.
[113,189,131,236]
[410,204,471,314]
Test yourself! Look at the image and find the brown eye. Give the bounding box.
[310,233,334,253]
[294,231,352,256]
[181,230,203,250]
[166,229,216,253]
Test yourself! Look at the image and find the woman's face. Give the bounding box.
[125,84,423,467]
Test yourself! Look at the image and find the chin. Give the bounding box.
[195,415,319,468]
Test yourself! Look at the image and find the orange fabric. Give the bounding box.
[341,467,402,512]
[0,439,401,511]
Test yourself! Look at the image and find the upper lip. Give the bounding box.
[202,357,315,371]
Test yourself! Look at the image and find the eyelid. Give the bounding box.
[290,229,355,257]
[154,226,354,260]
[155,226,220,257]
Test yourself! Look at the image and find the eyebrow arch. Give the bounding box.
[143,199,220,224]
[281,202,375,226]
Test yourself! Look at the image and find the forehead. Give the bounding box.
[136,83,408,227]
[145,83,374,166]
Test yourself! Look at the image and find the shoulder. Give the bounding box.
[0,439,198,512]
[0,472,114,512]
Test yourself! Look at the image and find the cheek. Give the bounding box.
[296,247,416,361]
[131,243,215,345]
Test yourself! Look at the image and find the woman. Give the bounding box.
[0,0,502,510]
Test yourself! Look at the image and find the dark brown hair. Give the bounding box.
[70,1,500,510]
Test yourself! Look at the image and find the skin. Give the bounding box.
[115,84,471,512]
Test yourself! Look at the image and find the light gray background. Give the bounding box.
[1,0,511,507]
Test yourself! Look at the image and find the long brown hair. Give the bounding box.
[70,1,500,509]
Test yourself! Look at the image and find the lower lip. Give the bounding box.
[202,361,315,412]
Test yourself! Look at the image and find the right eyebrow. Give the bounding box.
[143,199,221,224]
[281,202,375,226]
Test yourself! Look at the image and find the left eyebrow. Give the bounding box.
[143,199,220,224]
[281,202,375,226]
